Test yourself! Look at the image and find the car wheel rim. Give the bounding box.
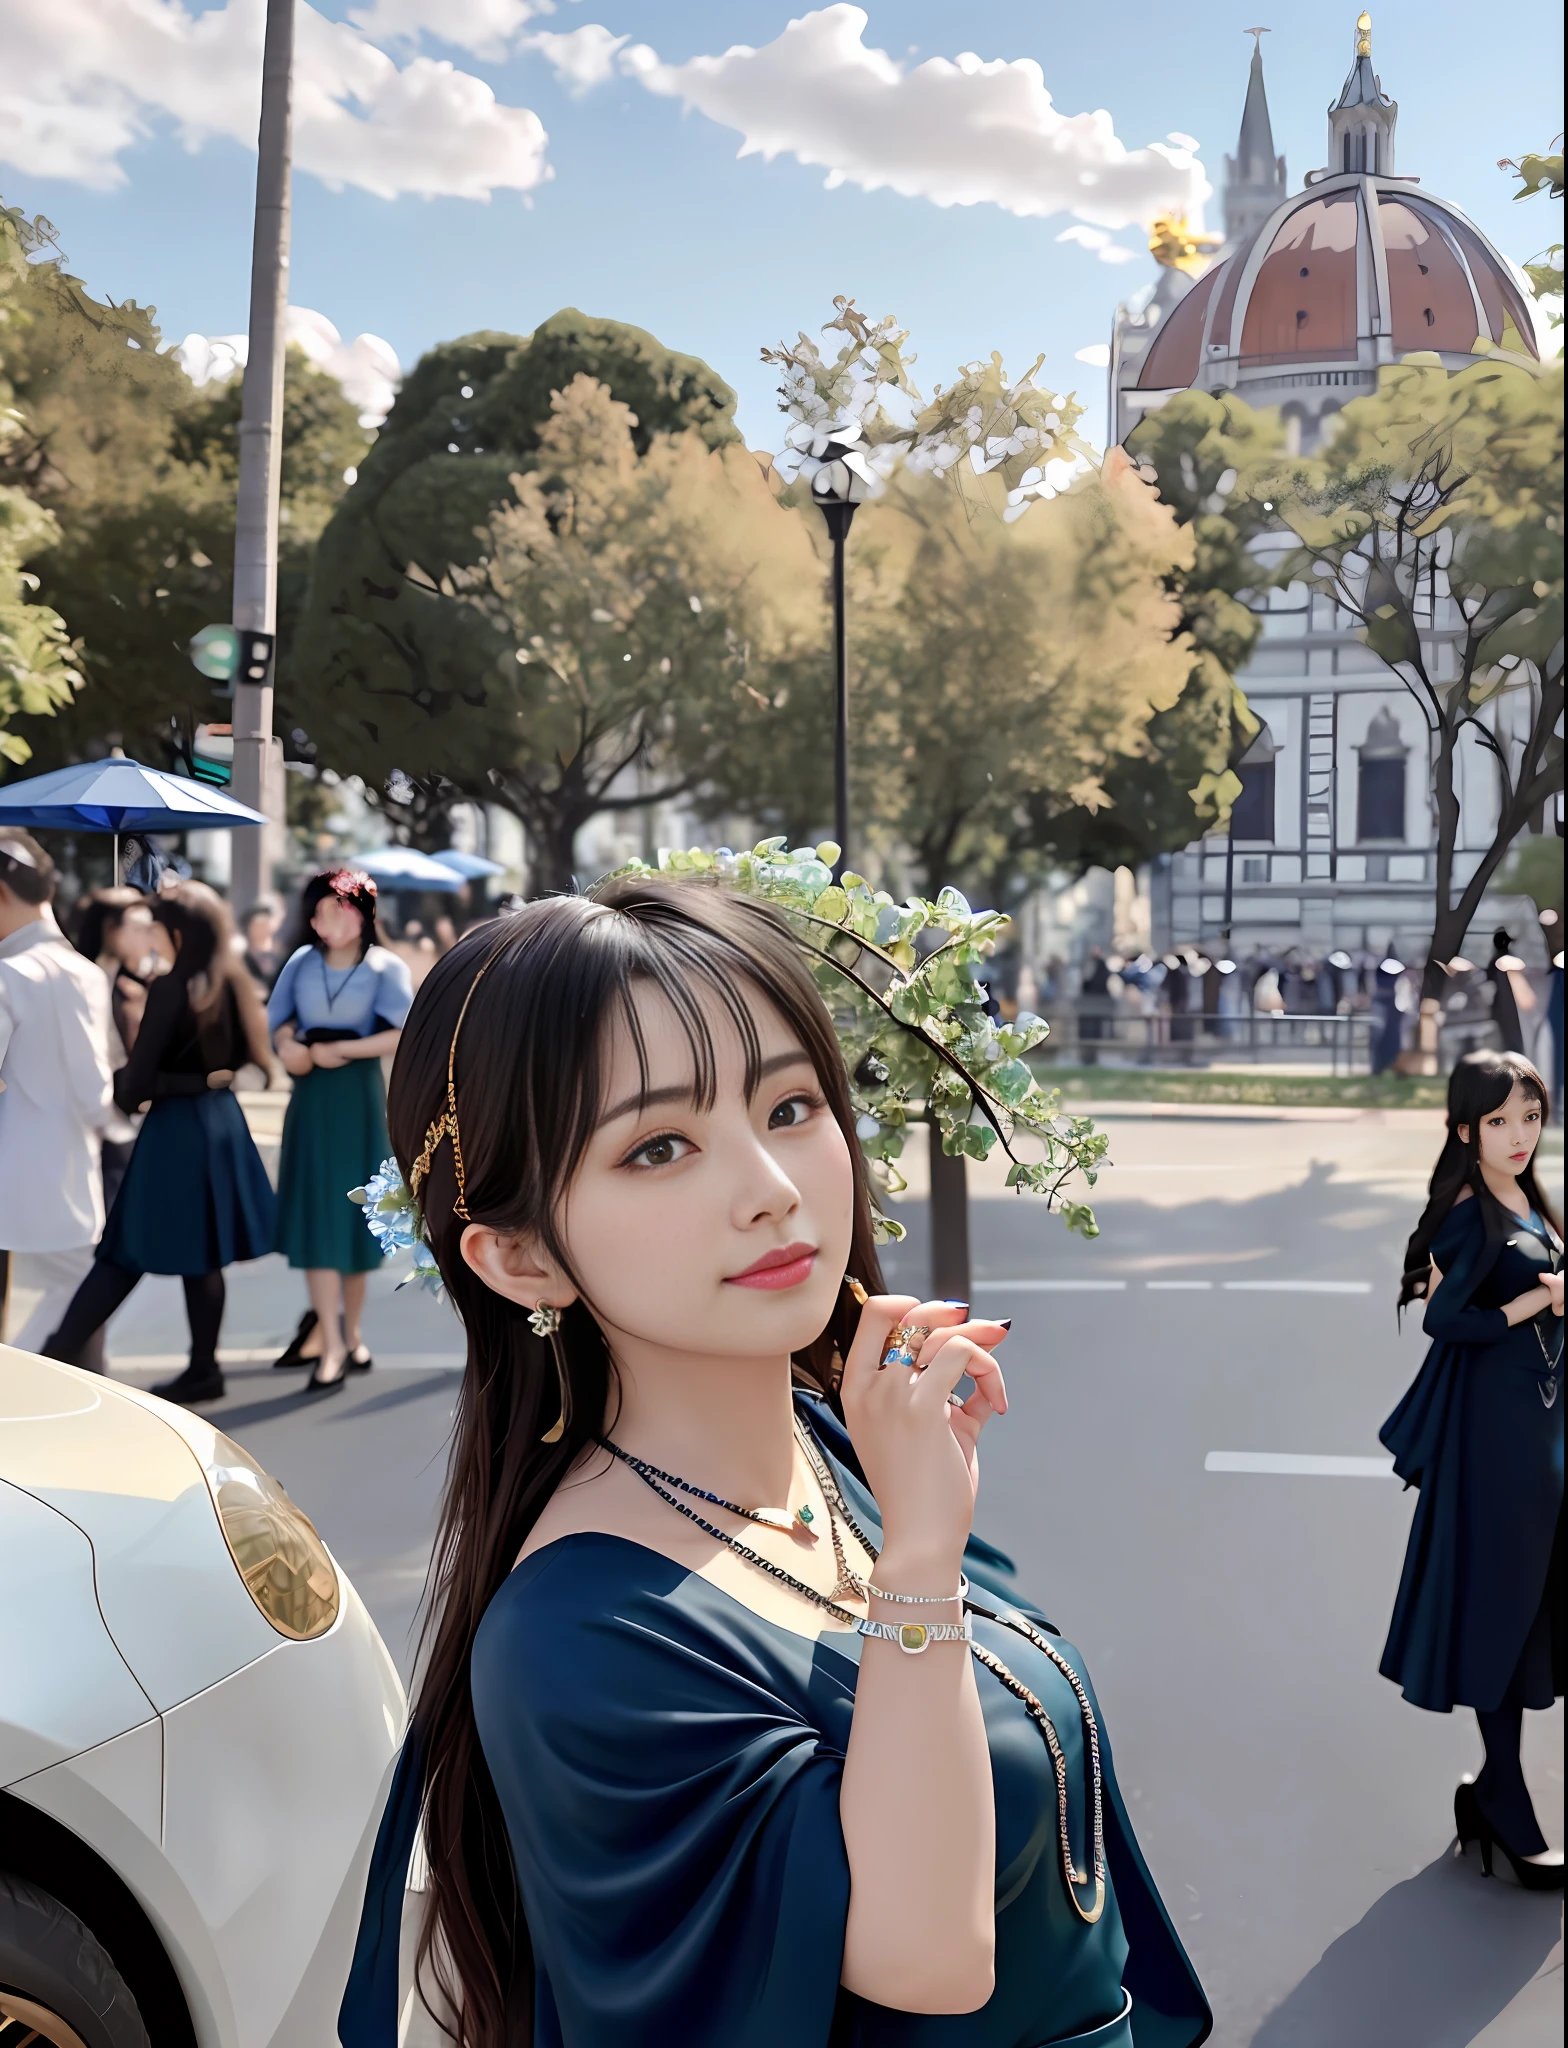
[0,1991,91,2048]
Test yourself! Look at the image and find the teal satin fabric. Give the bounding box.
[340,1392,1210,2048]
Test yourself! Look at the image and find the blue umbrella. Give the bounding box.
[352,846,466,892]
[0,754,267,879]
[434,848,506,880]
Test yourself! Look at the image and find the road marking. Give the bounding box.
[1145,1280,1214,1291]
[110,1351,462,1374]
[1206,1451,1396,1478]
[973,1279,1128,1291]
[1221,1280,1372,1294]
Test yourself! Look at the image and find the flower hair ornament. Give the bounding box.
[327,867,376,902]
[352,841,1108,1297]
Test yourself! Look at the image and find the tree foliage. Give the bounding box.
[692,455,1198,903]
[1499,146,1564,319]
[1257,352,1563,990]
[300,368,814,892]
[288,311,744,850]
[0,206,90,762]
[0,197,368,775]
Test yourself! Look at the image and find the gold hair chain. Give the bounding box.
[409,947,503,1221]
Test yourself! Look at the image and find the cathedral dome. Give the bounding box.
[1136,177,1541,390]
[1113,17,1543,448]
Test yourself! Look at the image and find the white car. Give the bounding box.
[0,1344,405,2048]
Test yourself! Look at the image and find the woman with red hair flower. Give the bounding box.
[267,870,413,1390]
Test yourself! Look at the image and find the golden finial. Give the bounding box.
[1148,214,1223,277]
[1356,11,1372,57]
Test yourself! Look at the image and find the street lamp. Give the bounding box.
[805,427,877,875]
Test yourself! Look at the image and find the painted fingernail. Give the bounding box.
[943,1299,969,1312]
[998,1318,1012,1331]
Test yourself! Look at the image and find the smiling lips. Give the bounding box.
[726,1242,817,1290]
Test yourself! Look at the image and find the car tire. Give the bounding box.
[0,1873,150,2048]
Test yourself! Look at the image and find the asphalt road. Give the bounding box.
[81,1106,1564,2048]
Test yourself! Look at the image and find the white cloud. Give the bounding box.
[0,0,551,201]
[1055,224,1140,265]
[1074,343,1111,367]
[522,24,630,94]
[176,307,402,427]
[347,0,550,64]
[620,4,1208,230]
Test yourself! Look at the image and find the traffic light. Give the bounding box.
[189,625,275,696]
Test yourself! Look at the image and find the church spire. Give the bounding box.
[1224,29,1288,248]
[1328,11,1397,174]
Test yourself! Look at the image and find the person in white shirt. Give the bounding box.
[0,830,117,1363]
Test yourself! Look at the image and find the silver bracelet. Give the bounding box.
[857,1615,974,1655]
[865,1574,970,1606]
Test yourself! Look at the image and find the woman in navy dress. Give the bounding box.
[43,881,275,1403]
[267,870,412,1391]
[339,878,1208,2048]
[1381,1049,1563,1886]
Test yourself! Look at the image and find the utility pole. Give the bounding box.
[229,0,294,913]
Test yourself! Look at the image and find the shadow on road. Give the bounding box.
[1250,1847,1563,2046]
[325,1371,460,1424]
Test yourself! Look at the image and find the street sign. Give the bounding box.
[188,625,274,692]
[192,723,234,787]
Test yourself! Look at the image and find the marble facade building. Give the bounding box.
[1108,16,1546,960]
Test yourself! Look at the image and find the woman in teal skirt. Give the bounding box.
[268,870,413,1392]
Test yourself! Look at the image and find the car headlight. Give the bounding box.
[202,1431,340,1640]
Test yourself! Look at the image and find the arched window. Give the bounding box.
[1231,723,1277,842]
[1357,707,1408,840]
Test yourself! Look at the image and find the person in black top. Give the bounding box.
[44,881,277,1403]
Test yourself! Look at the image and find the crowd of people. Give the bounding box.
[1013,931,1563,1083]
[0,827,427,1400]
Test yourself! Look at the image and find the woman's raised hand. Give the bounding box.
[839,1294,1009,1586]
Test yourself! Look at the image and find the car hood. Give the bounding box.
[0,1347,284,1710]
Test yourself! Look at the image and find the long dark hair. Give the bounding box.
[386,876,885,2046]
[1398,1049,1561,1309]
[152,880,272,1072]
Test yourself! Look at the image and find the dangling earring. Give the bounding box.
[530,1302,570,1444]
[842,1274,869,1306]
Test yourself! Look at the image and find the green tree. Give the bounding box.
[693,457,1197,906]
[1499,146,1564,322]
[0,197,369,774]
[304,373,817,893]
[1259,352,1563,994]
[289,313,749,868]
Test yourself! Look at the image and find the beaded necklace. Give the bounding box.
[602,1413,1107,1925]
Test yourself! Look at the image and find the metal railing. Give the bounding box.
[1035,1007,1376,1075]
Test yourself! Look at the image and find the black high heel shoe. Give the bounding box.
[273,1309,318,1370]
[1455,1779,1565,1890]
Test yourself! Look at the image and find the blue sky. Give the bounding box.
[3,1,1562,446]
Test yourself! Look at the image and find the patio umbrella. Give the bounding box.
[351,846,466,892]
[433,848,506,880]
[0,754,267,879]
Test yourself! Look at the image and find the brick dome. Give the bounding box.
[1137,175,1538,391]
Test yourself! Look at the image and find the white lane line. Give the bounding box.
[1206,1451,1396,1478]
[1222,1280,1372,1294]
[1145,1280,1215,1290]
[973,1279,1128,1292]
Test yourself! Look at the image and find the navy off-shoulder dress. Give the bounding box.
[1380,1195,1564,1713]
[341,1392,1209,2048]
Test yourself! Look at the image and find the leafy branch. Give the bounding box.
[607,838,1110,1240]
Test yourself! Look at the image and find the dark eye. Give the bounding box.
[768,1092,818,1130]
[625,1131,691,1169]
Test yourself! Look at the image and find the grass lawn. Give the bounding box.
[1030,1065,1451,1109]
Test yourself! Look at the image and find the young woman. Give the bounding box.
[43,881,276,1404]
[339,878,1208,2048]
[268,869,413,1391]
[1381,1049,1564,1888]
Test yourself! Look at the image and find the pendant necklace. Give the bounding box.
[603,1415,1107,1926]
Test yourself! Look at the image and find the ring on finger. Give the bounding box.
[881,1322,932,1371]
